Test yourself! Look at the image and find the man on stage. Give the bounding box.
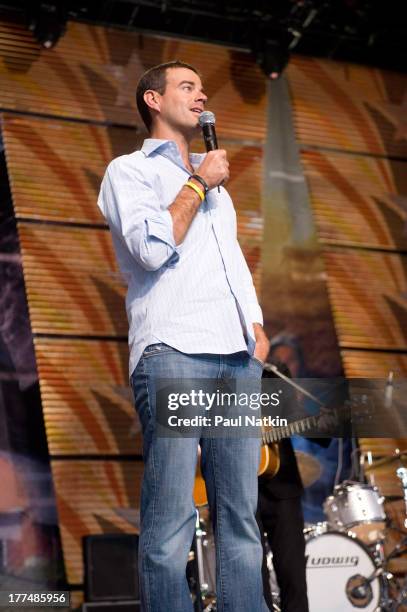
[97,60,270,611]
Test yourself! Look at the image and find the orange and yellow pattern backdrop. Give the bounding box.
[1,9,407,601]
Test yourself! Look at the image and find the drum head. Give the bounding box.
[306,532,381,611]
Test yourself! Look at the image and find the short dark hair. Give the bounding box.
[136,60,201,132]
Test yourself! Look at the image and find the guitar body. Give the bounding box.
[193,442,281,507]
[258,442,280,478]
[193,461,208,507]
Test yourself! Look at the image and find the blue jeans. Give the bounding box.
[131,344,268,612]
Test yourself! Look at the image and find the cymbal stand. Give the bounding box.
[396,467,407,529]
[369,538,394,611]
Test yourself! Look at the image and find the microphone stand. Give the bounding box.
[263,361,340,439]
[263,362,325,407]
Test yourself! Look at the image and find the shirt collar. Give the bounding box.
[141,139,205,166]
[141,139,170,157]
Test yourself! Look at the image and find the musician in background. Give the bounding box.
[258,334,332,612]
[258,357,308,612]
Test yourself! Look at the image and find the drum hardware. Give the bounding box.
[372,463,407,609]
[192,510,283,612]
[195,510,209,596]
[346,564,395,610]
[396,467,407,528]
[324,481,386,546]
[346,571,377,607]
[386,535,407,561]
[393,583,407,611]
[389,556,407,612]
[304,521,329,537]
[382,531,407,610]
[263,540,281,612]
[190,508,216,612]
[364,450,407,473]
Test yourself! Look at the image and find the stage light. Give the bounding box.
[254,39,290,80]
[27,2,67,49]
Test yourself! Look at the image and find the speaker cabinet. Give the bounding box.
[83,534,139,602]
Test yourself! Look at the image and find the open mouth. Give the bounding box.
[191,108,203,115]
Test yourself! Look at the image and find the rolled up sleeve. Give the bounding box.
[97,158,179,272]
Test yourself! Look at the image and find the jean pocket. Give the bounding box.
[142,343,175,358]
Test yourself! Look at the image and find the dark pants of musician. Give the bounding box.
[257,491,309,612]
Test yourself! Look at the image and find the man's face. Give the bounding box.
[155,67,207,132]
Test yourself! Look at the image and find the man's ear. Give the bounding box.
[144,90,160,112]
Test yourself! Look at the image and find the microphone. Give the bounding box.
[198,111,220,193]
[198,111,218,152]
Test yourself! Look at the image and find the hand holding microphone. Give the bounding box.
[197,111,228,191]
[196,150,229,191]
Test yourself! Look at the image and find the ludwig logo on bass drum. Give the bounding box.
[306,555,359,568]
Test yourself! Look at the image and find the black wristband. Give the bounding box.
[190,173,209,195]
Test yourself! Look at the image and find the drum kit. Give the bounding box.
[188,371,407,611]
[303,480,389,612]
[270,451,407,612]
[190,451,407,612]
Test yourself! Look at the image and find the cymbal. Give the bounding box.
[364,449,407,471]
[294,451,323,488]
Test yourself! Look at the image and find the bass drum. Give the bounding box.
[305,530,381,612]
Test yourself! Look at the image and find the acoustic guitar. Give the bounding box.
[193,403,341,506]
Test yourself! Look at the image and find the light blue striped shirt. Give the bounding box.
[97,139,263,378]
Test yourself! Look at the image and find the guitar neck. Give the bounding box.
[262,413,321,445]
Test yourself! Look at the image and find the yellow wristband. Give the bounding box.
[185,180,205,202]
